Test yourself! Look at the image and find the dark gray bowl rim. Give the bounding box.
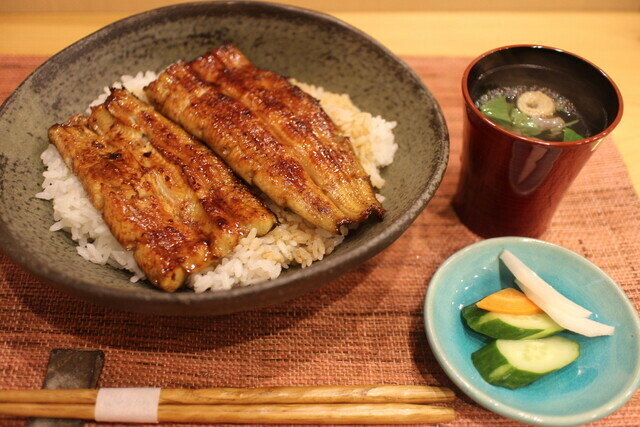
[0,1,449,312]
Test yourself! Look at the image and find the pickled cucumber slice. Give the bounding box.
[472,336,580,389]
[462,304,563,340]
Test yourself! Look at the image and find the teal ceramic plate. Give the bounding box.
[424,237,640,426]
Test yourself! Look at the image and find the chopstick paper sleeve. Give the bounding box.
[94,388,161,423]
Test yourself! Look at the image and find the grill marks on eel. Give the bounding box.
[104,89,276,238]
[144,45,384,234]
[190,44,385,223]
[48,89,276,292]
[145,63,355,234]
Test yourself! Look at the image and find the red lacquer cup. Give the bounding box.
[453,45,623,238]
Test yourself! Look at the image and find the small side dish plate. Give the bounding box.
[424,237,640,426]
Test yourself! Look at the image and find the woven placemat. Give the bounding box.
[0,55,639,426]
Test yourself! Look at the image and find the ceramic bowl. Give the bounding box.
[424,237,640,425]
[0,2,449,315]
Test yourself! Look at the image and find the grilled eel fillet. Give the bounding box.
[190,44,384,223]
[103,88,276,237]
[48,89,276,291]
[145,62,355,234]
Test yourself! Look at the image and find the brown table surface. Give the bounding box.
[0,55,639,426]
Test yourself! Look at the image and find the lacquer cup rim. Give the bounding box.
[461,44,624,148]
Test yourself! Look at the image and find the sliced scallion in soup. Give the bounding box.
[477,86,588,142]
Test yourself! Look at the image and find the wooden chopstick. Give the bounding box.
[0,385,456,424]
[0,385,455,405]
[0,403,456,424]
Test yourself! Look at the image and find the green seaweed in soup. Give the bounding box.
[477,86,588,142]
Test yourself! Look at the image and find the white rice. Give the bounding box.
[36,72,397,292]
